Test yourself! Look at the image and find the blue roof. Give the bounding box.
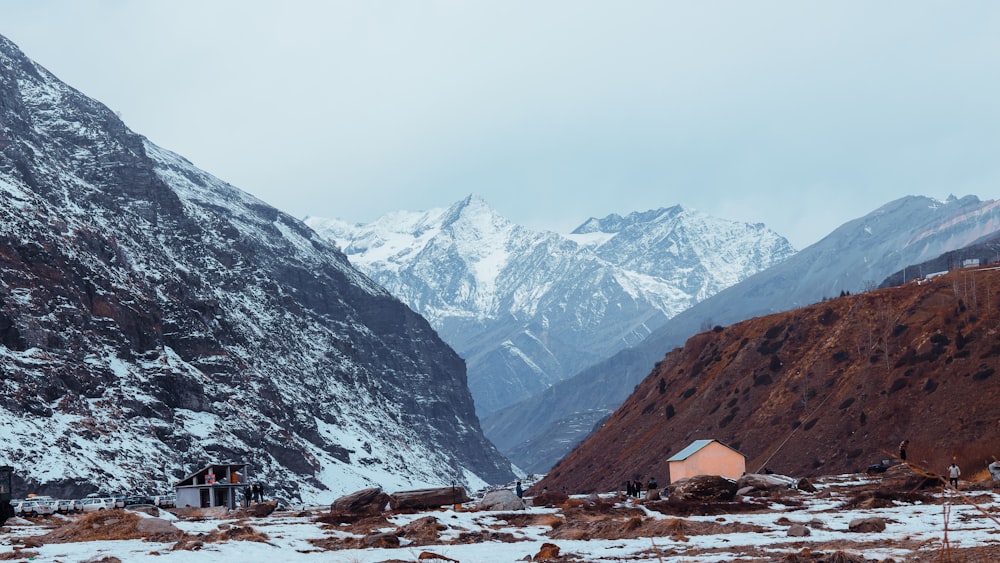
[666,439,744,462]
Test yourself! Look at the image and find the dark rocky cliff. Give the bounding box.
[0,34,513,501]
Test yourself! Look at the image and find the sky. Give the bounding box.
[3,2,999,249]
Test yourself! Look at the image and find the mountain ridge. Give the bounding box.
[0,33,513,502]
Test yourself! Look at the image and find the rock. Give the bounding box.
[479,489,526,511]
[245,500,277,518]
[398,516,446,545]
[673,475,738,501]
[363,532,400,548]
[389,487,471,510]
[848,517,887,533]
[737,473,797,491]
[534,542,561,561]
[646,488,661,501]
[531,490,570,507]
[787,524,811,537]
[331,487,389,515]
[418,552,459,562]
[797,478,817,493]
[736,486,755,496]
[135,517,182,539]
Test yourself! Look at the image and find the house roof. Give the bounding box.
[175,462,247,487]
[667,439,744,462]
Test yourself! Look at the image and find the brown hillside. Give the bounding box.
[537,267,1000,494]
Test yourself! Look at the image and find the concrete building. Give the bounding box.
[174,462,248,509]
[667,440,746,483]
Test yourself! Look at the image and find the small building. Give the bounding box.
[174,462,248,509]
[667,439,746,483]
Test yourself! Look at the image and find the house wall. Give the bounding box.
[668,442,746,482]
[176,488,201,509]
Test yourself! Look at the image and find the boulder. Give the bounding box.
[245,500,278,518]
[737,473,797,491]
[848,517,887,533]
[787,524,811,537]
[797,478,818,493]
[672,475,738,501]
[398,516,446,545]
[363,532,400,548]
[531,490,570,507]
[479,489,526,511]
[331,487,389,515]
[389,487,471,510]
[534,542,561,561]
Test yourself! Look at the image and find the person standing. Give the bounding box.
[899,440,909,462]
[989,458,1000,481]
[515,481,523,499]
[948,462,961,488]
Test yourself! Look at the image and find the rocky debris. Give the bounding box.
[330,487,389,515]
[847,517,887,533]
[737,473,797,491]
[671,475,738,501]
[479,489,526,511]
[389,487,471,511]
[797,478,817,492]
[397,516,446,545]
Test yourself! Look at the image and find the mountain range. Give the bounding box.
[0,33,513,502]
[307,197,795,418]
[487,194,1000,472]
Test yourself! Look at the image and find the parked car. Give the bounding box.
[124,495,154,507]
[78,497,111,512]
[154,494,176,508]
[55,499,76,514]
[11,500,25,517]
[19,499,54,517]
[112,496,126,509]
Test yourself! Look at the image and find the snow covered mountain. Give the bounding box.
[487,194,1000,472]
[0,33,513,502]
[307,196,795,417]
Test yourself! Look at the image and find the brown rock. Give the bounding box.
[535,542,561,561]
[531,490,569,507]
[847,517,887,533]
[244,500,278,518]
[363,532,401,548]
[797,478,817,493]
[673,475,738,501]
[331,487,389,515]
[389,487,471,510]
[398,515,446,545]
[418,552,460,562]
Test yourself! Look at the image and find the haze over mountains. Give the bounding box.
[0,33,513,502]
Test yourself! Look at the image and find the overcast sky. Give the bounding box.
[4,2,999,248]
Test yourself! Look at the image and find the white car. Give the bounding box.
[78,497,111,512]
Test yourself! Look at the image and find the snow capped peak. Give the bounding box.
[309,197,795,417]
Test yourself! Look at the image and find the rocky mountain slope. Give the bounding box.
[308,198,794,417]
[538,266,1000,494]
[0,33,513,502]
[489,194,1000,473]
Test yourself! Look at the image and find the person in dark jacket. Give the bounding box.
[515,481,523,499]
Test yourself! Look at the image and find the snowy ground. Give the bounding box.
[2,474,999,562]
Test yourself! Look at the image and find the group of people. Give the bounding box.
[244,482,266,506]
[623,478,658,499]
